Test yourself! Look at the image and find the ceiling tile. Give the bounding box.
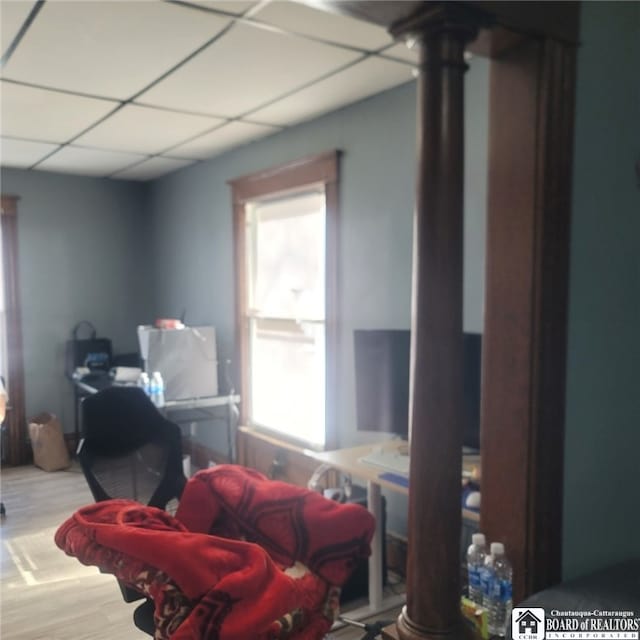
[252,1,392,50]
[1,2,231,100]
[170,121,279,159]
[138,22,362,117]
[1,1,38,60]
[111,157,195,181]
[379,42,420,64]
[75,104,224,155]
[249,56,414,126]
[191,1,257,15]
[0,81,118,143]
[0,136,59,169]
[36,146,147,177]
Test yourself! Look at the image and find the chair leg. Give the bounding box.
[133,599,155,636]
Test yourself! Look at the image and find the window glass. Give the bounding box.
[245,190,326,446]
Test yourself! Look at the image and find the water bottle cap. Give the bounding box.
[491,542,505,555]
[472,533,486,546]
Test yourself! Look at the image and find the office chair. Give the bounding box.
[77,386,188,636]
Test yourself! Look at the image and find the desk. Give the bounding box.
[305,441,480,616]
[162,395,241,464]
[72,376,240,462]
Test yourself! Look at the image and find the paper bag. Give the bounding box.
[28,413,70,472]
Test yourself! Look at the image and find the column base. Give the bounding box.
[381,607,477,640]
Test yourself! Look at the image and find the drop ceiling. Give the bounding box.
[0,0,418,182]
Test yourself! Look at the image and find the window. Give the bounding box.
[230,152,339,449]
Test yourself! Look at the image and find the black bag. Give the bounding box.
[65,321,112,377]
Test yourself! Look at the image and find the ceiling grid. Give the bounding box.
[0,0,416,180]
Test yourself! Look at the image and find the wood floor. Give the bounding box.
[0,463,400,639]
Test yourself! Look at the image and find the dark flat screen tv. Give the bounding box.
[353,330,482,450]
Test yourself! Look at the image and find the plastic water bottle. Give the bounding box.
[150,371,165,408]
[480,548,495,609]
[466,532,487,606]
[138,372,150,396]
[487,542,513,637]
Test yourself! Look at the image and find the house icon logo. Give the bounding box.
[512,607,545,640]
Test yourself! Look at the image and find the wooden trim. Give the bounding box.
[0,195,20,216]
[469,1,580,45]
[228,151,339,204]
[527,36,575,595]
[480,35,576,602]
[230,151,341,450]
[314,1,579,47]
[1,195,28,465]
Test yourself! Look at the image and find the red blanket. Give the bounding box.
[176,466,375,587]
[56,465,375,639]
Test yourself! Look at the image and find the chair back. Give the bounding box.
[77,386,187,606]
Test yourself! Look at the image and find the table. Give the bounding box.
[305,440,481,616]
[162,394,241,464]
[72,375,240,462]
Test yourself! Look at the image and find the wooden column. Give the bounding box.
[384,6,482,640]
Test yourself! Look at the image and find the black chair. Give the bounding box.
[77,386,188,636]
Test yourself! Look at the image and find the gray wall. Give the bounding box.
[0,168,151,431]
[148,57,489,463]
[562,1,640,580]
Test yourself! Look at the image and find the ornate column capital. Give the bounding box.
[390,2,491,62]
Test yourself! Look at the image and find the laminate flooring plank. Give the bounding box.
[1,464,146,639]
